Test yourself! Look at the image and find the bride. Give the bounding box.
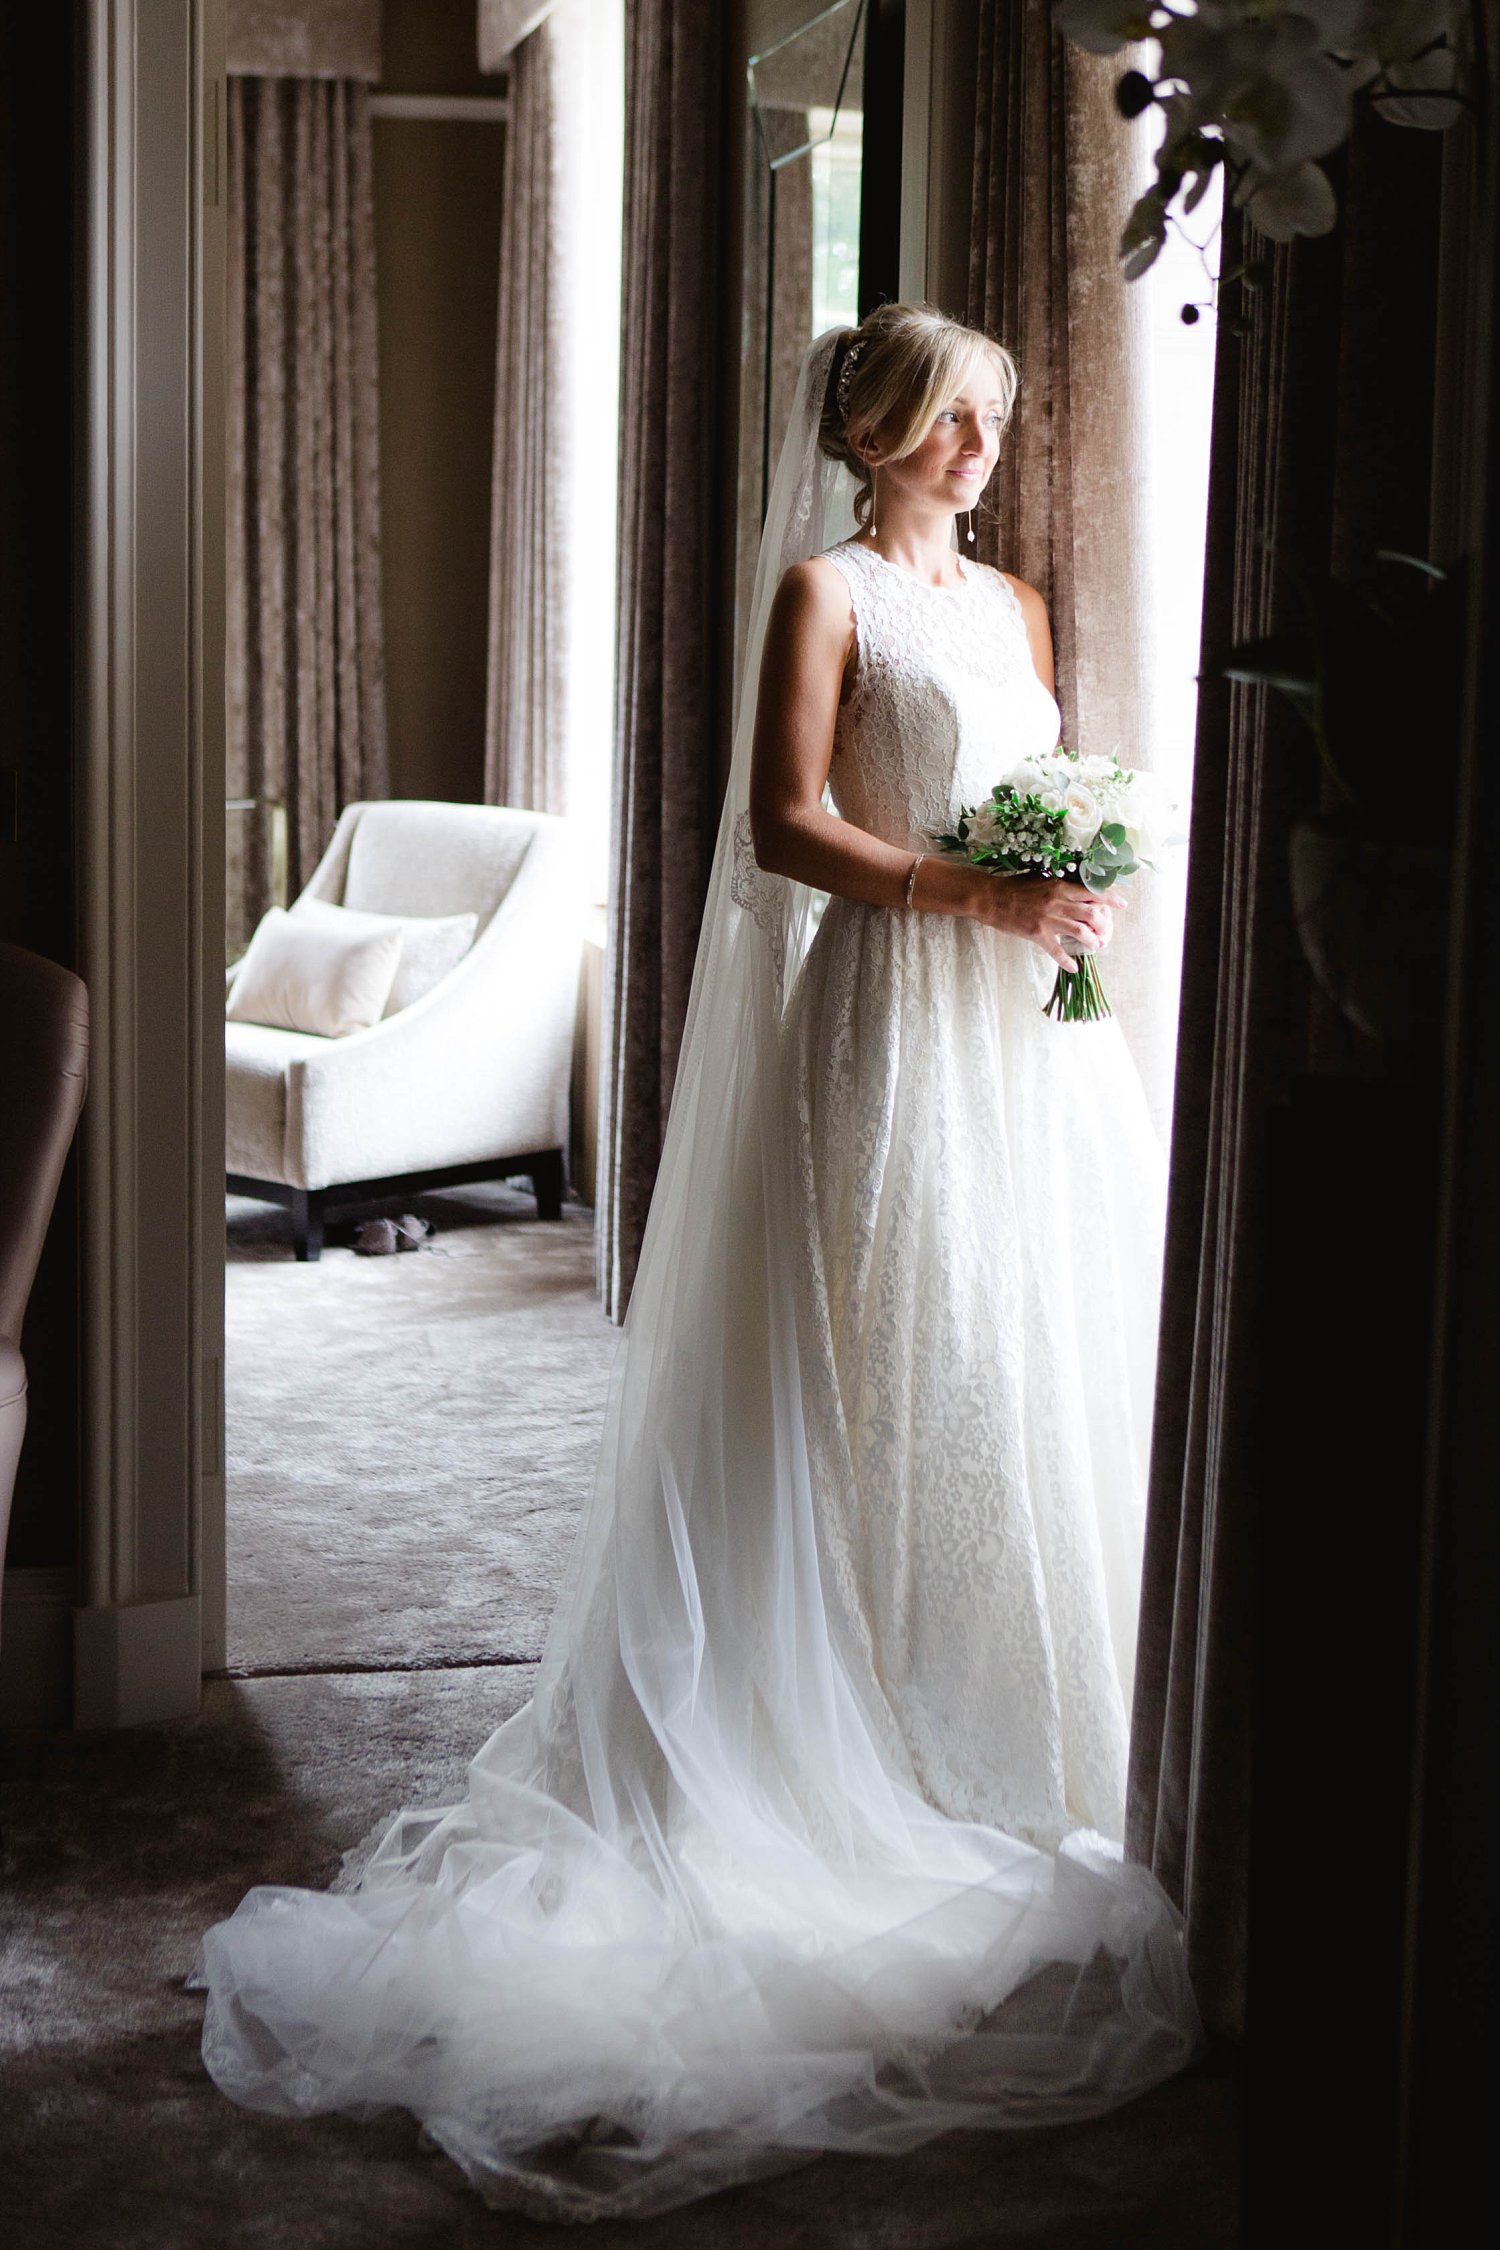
[197,305,1201,2219]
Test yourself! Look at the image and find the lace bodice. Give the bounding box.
[821,539,1062,846]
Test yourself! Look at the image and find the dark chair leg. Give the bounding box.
[291,1189,325,1262]
[532,1149,565,1221]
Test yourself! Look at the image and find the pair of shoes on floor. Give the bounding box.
[352,1213,433,1256]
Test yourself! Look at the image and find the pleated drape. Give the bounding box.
[1123,231,1310,2038]
[1126,102,1444,2042]
[483,19,568,813]
[965,3,1177,1131]
[595,0,725,1318]
[226,75,388,955]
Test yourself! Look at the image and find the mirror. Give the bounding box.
[746,0,866,518]
[735,1,866,701]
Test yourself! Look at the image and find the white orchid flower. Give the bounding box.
[1051,0,1157,57]
[1061,0,1462,277]
[1236,155,1339,237]
[1353,0,1456,65]
[1158,15,1354,173]
[1373,45,1459,127]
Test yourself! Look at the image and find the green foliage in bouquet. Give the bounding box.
[934,776,1145,1023]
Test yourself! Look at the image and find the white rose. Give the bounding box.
[1004,759,1051,800]
[1062,784,1100,850]
[1039,788,1066,815]
[1121,779,1180,865]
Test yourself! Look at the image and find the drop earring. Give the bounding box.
[965,507,976,546]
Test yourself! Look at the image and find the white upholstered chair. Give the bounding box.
[226,800,584,1260]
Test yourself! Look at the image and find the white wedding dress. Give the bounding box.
[198,341,1198,2221]
[787,540,1164,1852]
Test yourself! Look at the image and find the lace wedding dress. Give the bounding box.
[788,540,1165,1852]
[197,338,1199,2220]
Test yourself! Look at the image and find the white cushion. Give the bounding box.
[290,896,477,1014]
[226,906,402,1037]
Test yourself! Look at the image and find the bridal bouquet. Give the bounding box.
[931,748,1177,1023]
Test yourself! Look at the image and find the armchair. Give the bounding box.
[225,800,585,1259]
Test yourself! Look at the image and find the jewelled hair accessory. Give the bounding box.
[834,336,865,421]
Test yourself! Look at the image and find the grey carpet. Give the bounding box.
[1,1666,1240,2249]
[0,1189,1239,2241]
[225,1185,619,1673]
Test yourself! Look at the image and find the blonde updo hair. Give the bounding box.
[820,303,1019,534]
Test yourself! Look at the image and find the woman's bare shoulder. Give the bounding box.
[778,553,856,611]
[769,556,857,660]
[996,569,1049,622]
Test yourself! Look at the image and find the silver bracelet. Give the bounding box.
[904,851,926,909]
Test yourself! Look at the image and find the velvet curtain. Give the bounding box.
[595,0,725,1318]
[226,0,379,81]
[1126,106,1444,2043]
[483,18,568,813]
[966,2,1177,1132]
[1122,229,1310,2038]
[225,72,389,956]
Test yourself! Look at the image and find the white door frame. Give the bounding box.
[73,0,226,1727]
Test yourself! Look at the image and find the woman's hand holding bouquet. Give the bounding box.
[932,748,1179,1022]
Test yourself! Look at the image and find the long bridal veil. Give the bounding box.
[198,329,1201,2220]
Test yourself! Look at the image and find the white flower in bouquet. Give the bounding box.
[1003,757,1054,799]
[1122,781,1179,867]
[1062,783,1101,849]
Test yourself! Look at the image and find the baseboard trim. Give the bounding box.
[73,1593,202,1729]
[0,1566,77,1728]
[205,1648,541,1682]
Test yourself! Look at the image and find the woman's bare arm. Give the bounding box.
[747,559,1116,971]
[1002,573,1056,694]
[747,559,931,912]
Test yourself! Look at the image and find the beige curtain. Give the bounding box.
[478,0,557,69]
[596,0,726,1317]
[227,0,380,79]
[966,4,1177,1131]
[483,19,567,813]
[226,74,389,955]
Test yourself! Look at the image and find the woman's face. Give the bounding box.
[861,360,1005,518]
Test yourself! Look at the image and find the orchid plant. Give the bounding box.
[1054,1,1466,275]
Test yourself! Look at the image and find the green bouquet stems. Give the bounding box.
[1044,950,1111,1023]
